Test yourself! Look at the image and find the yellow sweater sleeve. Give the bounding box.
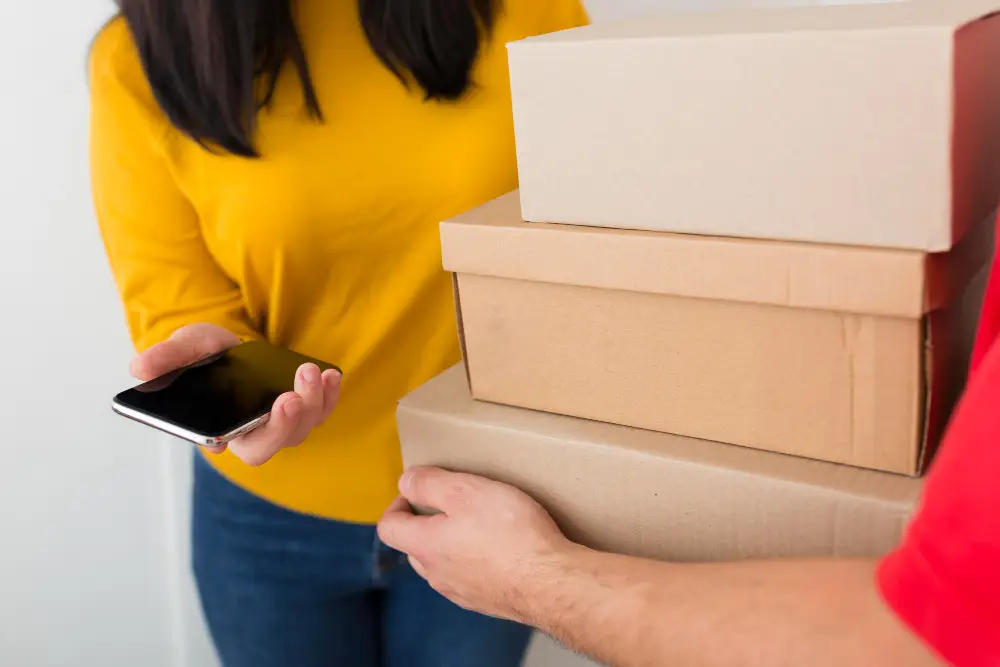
[541,0,590,31]
[560,0,590,29]
[88,22,258,352]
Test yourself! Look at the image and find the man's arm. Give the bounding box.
[379,471,940,667]
[519,549,937,667]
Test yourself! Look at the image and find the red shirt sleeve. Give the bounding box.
[971,241,1000,375]
[878,321,1000,665]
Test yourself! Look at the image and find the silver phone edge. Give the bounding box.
[111,402,270,447]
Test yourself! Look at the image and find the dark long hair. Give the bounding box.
[115,0,497,157]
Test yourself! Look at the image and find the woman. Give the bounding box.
[89,1,588,665]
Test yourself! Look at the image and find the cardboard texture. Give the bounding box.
[507,0,1000,250]
[443,193,991,475]
[398,366,924,562]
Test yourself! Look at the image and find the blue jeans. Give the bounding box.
[192,454,532,667]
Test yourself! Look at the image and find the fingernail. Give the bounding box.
[284,399,303,419]
[399,471,413,493]
[303,364,320,385]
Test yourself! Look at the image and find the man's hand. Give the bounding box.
[379,470,941,667]
[377,467,574,622]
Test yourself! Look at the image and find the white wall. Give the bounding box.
[586,0,831,21]
[0,1,179,667]
[0,1,837,667]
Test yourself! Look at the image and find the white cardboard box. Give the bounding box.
[509,0,1000,250]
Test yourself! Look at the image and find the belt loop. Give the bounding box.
[370,529,384,584]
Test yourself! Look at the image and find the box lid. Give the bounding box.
[511,0,1000,45]
[398,366,924,561]
[442,192,990,318]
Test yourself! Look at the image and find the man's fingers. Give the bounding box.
[399,467,484,515]
[227,393,302,466]
[408,555,429,580]
[202,444,228,455]
[383,495,411,516]
[378,496,436,555]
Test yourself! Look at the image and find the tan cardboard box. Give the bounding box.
[399,365,924,561]
[508,0,1000,250]
[443,193,990,475]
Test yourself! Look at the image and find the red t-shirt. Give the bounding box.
[877,228,1000,665]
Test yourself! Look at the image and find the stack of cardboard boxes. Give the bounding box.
[398,0,1000,562]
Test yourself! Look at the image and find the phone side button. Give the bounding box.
[229,415,270,442]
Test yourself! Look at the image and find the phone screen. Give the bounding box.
[113,341,339,438]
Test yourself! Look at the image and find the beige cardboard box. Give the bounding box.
[399,365,924,561]
[508,0,1000,250]
[443,193,990,475]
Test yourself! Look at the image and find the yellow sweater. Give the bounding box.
[90,0,588,523]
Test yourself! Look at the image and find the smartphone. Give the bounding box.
[112,340,341,447]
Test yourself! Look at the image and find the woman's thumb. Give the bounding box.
[130,325,240,381]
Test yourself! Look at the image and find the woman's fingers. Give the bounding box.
[130,324,241,381]
[131,340,194,381]
[227,393,303,466]
[322,369,342,417]
[294,364,325,427]
[195,363,342,467]
[286,367,342,446]
[283,363,326,447]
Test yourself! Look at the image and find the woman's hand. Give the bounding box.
[131,323,342,466]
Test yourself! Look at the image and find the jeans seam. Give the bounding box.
[371,530,383,586]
